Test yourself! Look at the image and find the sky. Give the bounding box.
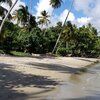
[1,0,100,31]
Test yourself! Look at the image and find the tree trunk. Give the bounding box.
[66,41,68,49]
[0,0,18,34]
[52,0,74,54]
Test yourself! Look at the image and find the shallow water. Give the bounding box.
[46,63,100,100]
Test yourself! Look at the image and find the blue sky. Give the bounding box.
[19,0,100,31]
[21,0,85,18]
[19,0,88,27]
[12,0,100,31]
[1,0,99,31]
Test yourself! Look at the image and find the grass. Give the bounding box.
[0,49,5,54]
[10,51,31,57]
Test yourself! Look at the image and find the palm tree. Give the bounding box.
[12,5,29,26]
[0,0,18,34]
[25,14,37,32]
[50,0,63,8]
[0,0,12,20]
[56,21,74,54]
[0,0,12,7]
[13,4,37,31]
[0,6,8,20]
[50,0,74,54]
[12,9,22,25]
[38,10,50,29]
[28,15,37,29]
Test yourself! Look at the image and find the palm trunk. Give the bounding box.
[52,0,74,54]
[0,0,18,34]
[66,41,68,49]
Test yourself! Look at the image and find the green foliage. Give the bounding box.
[38,10,50,28]
[10,51,31,57]
[57,48,67,56]
[0,20,99,58]
[57,48,72,56]
[0,49,4,54]
[50,0,63,8]
[0,1,99,58]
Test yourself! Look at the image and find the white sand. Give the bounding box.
[0,55,99,100]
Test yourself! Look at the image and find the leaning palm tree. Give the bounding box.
[38,10,50,29]
[50,0,74,54]
[0,0,18,34]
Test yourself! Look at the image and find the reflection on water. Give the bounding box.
[47,63,100,100]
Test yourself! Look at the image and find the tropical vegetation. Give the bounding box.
[0,0,100,57]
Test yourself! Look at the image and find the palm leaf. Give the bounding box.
[0,0,12,6]
[50,0,63,8]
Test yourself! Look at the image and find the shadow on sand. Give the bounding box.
[0,63,58,100]
[26,62,88,74]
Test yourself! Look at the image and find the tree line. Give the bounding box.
[0,0,100,57]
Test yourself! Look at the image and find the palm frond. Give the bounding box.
[50,0,63,8]
[0,0,12,6]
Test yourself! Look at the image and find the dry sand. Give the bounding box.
[0,55,99,100]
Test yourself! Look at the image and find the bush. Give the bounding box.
[57,48,67,56]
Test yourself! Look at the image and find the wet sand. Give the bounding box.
[0,55,99,100]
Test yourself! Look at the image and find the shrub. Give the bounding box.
[57,48,67,56]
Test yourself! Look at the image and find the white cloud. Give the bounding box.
[0,2,10,11]
[35,0,53,17]
[58,10,92,28]
[76,17,92,27]
[49,15,59,27]
[59,9,75,24]
[46,9,76,27]
[74,0,94,14]
[1,0,25,14]
[0,0,25,25]
[11,0,26,14]
[74,0,100,30]
[34,0,93,29]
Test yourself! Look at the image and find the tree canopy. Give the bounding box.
[0,1,100,58]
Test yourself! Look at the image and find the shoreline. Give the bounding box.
[0,56,99,100]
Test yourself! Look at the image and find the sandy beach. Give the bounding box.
[0,55,99,100]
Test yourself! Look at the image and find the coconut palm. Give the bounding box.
[28,14,37,30]
[0,6,12,22]
[38,10,50,29]
[12,5,29,26]
[0,0,12,7]
[12,9,22,25]
[0,0,18,34]
[50,0,63,8]
[56,21,74,54]
[0,6,8,20]
[0,0,12,20]
[50,0,74,54]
